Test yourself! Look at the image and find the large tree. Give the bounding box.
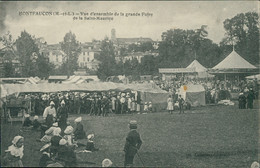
[96,38,117,81]
[16,31,52,78]
[61,31,81,77]
[158,26,221,68]
[0,32,18,77]
[221,12,259,64]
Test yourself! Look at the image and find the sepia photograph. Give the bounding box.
[0,1,259,167]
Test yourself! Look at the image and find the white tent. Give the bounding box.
[246,74,260,80]
[179,84,206,106]
[187,60,207,72]
[186,60,213,78]
[213,50,256,69]
[63,76,82,84]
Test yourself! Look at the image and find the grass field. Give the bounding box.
[1,101,259,168]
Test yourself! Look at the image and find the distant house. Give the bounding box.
[48,50,65,66]
[116,37,153,45]
[115,51,159,63]
[78,47,101,70]
[39,43,65,67]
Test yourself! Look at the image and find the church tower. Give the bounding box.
[111,28,116,42]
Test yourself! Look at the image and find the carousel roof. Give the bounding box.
[212,50,256,69]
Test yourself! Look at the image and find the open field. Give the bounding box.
[1,101,259,167]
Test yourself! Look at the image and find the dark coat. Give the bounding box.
[32,120,41,129]
[86,141,99,151]
[39,153,52,167]
[74,123,86,140]
[23,117,32,127]
[57,145,77,167]
[124,129,142,156]
[57,106,68,119]
[51,135,62,147]
[57,106,68,131]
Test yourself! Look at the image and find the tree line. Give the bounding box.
[0,12,258,80]
[97,12,259,81]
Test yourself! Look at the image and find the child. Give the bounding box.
[23,113,32,127]
[40,123,59,143]
[85,134,99,152]
[4,136,24,167]
[102,158,113,167]
[143,102,148,113]
[63,125,76,147]
[32,115,41,130]
[148,102,153,113]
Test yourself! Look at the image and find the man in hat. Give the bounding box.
[43,101,57,128]
[74,93,81,114]
[178,95,184,114]
[247,88,255,109]
[238,92,246,109]
[101,96,109,117]
[124,120,142,167]
[57,100,69,133]
[115,95,121,114]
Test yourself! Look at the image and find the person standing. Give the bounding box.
[238,92,246,109]
[127,95,132,113]
[43,101,57,128]
[111,94,117,113]
[247,88,255,109]
[124,120,142,167]
[167,95,174,114]
[101,96,109,117]
[115,95,121,114]
[135,91,141,113]
[178,95,185,114]
[120,94,126,114]
[74,94,81,114]
[57,100,69,133]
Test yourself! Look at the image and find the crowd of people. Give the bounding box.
[2,90,148,119]
[3,114,143,167]
[1,78,258,167]
[156,77,258,107]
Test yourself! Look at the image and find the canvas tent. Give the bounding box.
[186,60,213,78]
[210,50,258,80]
[63,75,100,83]
[179,84,205,106]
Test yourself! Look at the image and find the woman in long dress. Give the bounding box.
[167,95,174,114]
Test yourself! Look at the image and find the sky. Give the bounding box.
[0,1,258,45]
